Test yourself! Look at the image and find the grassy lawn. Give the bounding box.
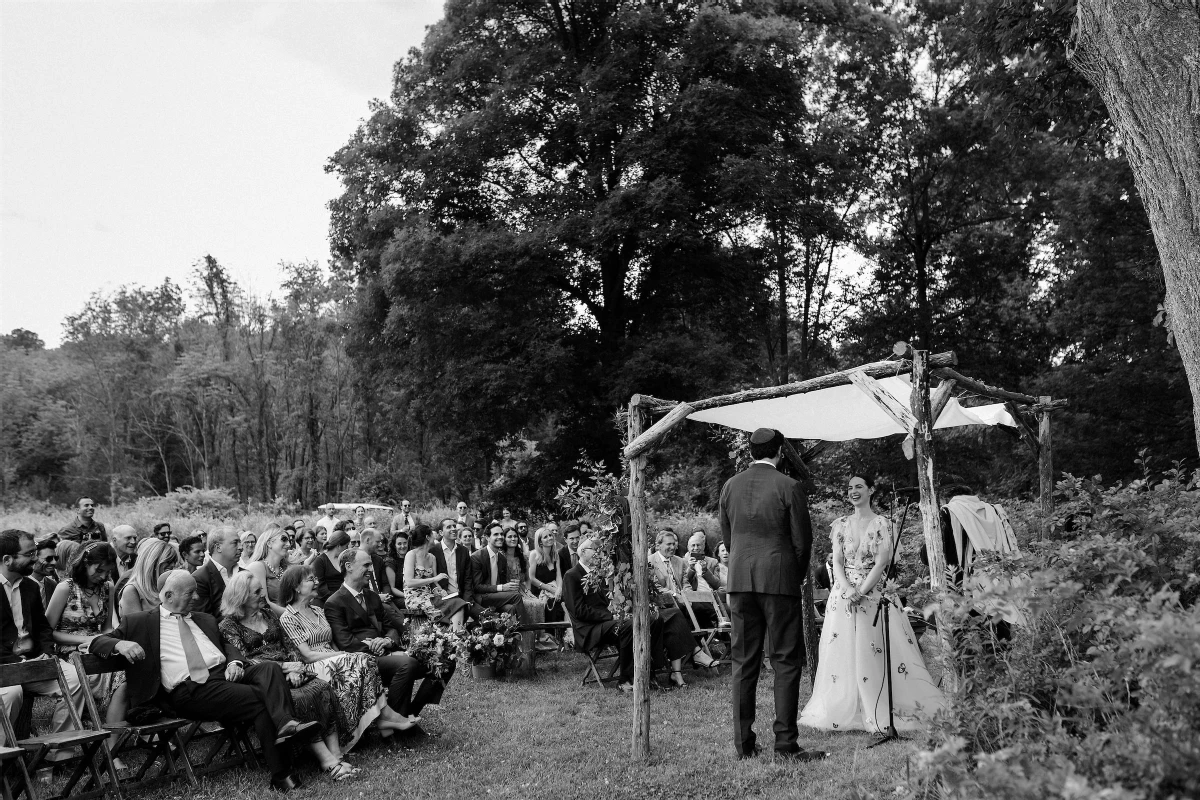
[101,650,916,800]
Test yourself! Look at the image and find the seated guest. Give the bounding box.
[89,570,319,792]
[434,519,472,606]
[109,525,139,579]
[152,523,172,542]
[325,550,451,727]
[193,526,243,618]
[384,533,409,604]
[245,528,292,610]
[278,566,416,740]
[649,530,688,598]
[219,572,359,780]
[32,535,59,607]
[47,543,130,745]
[456,525,475,553]
[118,537,182,620]
[237,531,258,571]
[558,523,581,574]
[312,531,351,605]
[467,523,528,622]
[291,530,318,566]
[1,530,88,751]
[314,527,328,551]
[403,525,469,629]
[502,528,542,629]
[179,535,206,575]
[356,528,389,598]
[716,542,730,586]
[684,531,724,592]
[528,527,565,650]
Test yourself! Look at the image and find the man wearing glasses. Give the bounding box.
[31,535,59,606]
[391,501,416,536]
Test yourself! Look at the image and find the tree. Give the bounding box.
[1068,0,1200,454]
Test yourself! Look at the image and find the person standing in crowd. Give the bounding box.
[57,497,106,543]
[352,507,367,532]
[178,535,206,574]
[454,502,472,529]
[720,428,822,762]
[0,530,89,752]
[31,534,60,607]
[467,523,528,622]
[109,524,139,578]
[325,550,449,733]
[312,530,350,605]
[153,523,172,542]
[390,501,417,537]
[90,570,319,793]
[192,526,242,618]
[315,506,337,539]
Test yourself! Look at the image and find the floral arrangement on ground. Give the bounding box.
[453,611,522,669]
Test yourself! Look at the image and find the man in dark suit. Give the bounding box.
[467,523,527,621]
[89,569,316,791]
[720,428,822,762]
[324,549,453,723]
[434,519,474,603]
[31,535,60,607]
[1,529,88,746]
[191,526,242,617]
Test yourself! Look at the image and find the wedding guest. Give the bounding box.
[357,528,389,598]
[352,506,367,531]
[528,527,564,649]
[467,523,528,621]
[390,501,417,537]
[454,502,472,528]
[245,528,292,608]
[31,535,59,607]
[558,523,581,574]
[109,524,139,578]
[685,531,724,591]
[649,530,688,597]
[90,570,317,792]
[800,475,945,732]
[312,530,350,605]
[456,526,475,553]
[289,529,316,566]
[314,527,328,550]
[278,566,417,741]
[57,497,106,543]
[118,537,182,619]
[237,531,258,571]
[0,530,89,753]
[563,537,694,690]
[315,506,337,539]
[219,572,358,780]
[716,543,730,586]
[179,535,206,574]
[325,550,450,729]
[384,533,409,603]
[152,523,172,542]
[55,539,81,583]
[403,526,469,629]
[435,520,472,604]
[503,528,542,627]
[192,526,242,618]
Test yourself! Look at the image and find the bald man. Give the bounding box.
[90,570,317,791]
[109,524,139,578]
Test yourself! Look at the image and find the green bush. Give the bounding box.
[901,468,1200,800]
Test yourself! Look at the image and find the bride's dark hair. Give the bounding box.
[846,472,877,509]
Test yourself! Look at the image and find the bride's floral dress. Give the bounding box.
[800,515,946,732]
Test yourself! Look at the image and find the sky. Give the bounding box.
[1,0,445,347]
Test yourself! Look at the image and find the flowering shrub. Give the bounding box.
[895,466,1200,800]
[407,622,458,680]
[454,611,522,669]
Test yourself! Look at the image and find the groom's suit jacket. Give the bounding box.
[719,462,813,596]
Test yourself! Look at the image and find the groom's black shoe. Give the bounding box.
[774,746,828,763]
[737,745,762,760]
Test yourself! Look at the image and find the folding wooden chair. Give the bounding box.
[680,589,731,667]
[0,659,123,800]
[1,708,37,800]
[177,720,258,778]
[561,607,621,687]
[68,655,196,793]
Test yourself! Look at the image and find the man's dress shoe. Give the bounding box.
[269,774,304,792]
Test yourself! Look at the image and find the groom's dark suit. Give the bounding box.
[720,461,813,756]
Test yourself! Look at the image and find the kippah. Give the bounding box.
[749,428,781,445]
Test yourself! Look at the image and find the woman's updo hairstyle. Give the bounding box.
[847,472,877,507]
[409,524,432,549]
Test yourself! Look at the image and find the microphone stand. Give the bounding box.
[868,489,914,748]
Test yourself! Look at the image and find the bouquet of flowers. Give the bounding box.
[453,611,522,670]
[407,622,458,680]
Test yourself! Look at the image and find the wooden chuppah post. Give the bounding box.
[1037,395,1054,540]
[626,396,652,760]
[911,350,957,692]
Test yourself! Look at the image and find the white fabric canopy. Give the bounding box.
[687,374,1015,441]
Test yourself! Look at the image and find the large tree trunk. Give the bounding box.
[1069,0,1200,452]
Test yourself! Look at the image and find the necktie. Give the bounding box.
[571,552,578,568]
[174,614,210,684]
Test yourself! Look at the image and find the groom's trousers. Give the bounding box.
[729,591,804,755]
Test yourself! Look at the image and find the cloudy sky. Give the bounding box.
[2,0,444,346]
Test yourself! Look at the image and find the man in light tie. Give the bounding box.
[467,524,526,621]
[90,570,318,792]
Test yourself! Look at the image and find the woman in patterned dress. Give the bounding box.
[218,572,357,780]
[278,565,420,738]
[402,526,469,629]
[45,542,128,763]
[800,475,945,732]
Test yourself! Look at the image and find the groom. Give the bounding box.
[720,428,823,761]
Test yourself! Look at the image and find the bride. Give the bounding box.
[800,474,945,732]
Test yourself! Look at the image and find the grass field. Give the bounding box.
[88,650,914,800]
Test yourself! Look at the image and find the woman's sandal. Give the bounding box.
[324,761,355,781]
[670,669,688,689]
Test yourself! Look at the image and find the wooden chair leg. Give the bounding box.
[165,730,197,788]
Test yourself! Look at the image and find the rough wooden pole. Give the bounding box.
[1038,395,1054,541]
[912,350,956,692]
[626,398,652,760]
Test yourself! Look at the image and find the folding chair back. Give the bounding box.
[69,654,196,793]
[0,696,36,800]
[0,658,123,800]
